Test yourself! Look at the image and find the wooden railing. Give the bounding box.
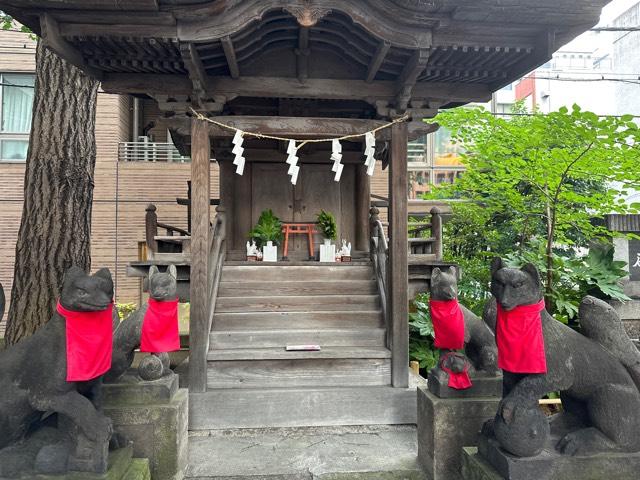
[206,206,227,338]
[369,198,444,261]
[144,203,190,259]
[408,207,443,259]
[369,206,390,336]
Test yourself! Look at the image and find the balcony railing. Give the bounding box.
[118,141,191,163]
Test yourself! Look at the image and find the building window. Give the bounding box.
[0,73,35,162]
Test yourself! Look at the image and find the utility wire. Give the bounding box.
[590,27,640,31]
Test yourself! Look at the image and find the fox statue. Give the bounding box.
[0,267,117,475]
[429,266,499,379]
[483,258,640,457]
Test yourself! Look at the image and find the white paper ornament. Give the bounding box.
[290,165,300,185]
[331,156,342,173]
[366,158,376,176]
[232,142,244,156]
[232,130,246,175]
[235,158,245,175]
[334,163,344,182]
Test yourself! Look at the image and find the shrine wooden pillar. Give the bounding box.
[389,121,409,388]
[355,165,371,252]
[189,118,211,393]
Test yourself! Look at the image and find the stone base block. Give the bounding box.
[103,372,188,480]
[472,434,640,480]
[428,369,502,399]
[460,447,504,480]
[417,387,500,480]
[0,446,150,480]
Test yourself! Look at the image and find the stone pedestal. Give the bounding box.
[427,369,502,399]
[460,436,640,480]
[103,372,188,480]
[417,387,500,480]
[0,446,150,480]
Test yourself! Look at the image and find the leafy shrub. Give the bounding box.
[248,209,283,248]
[409,293,439,372]
[316,210,337,240]
[116,302,137,321]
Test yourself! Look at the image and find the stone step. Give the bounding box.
[213,310,385,330]
[186,425,425,479]
[207,346,391,361]
[206,348,391,389]
[209,327,387,349]
[218,280,378,297]
[221,264,374,282]
[189,381,423,430]
[215,295,380,313]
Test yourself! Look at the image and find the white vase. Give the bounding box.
[319,243,336,262]
[263,242,278,262]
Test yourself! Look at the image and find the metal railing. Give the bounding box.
[118,141,190,163]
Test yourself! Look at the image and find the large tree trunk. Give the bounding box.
[5,41,99,345]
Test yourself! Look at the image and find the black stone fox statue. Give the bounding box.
[0,267,117,475]
[483,258,640,457]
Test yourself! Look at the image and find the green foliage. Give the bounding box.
[248,209,284,248]
[426,103,638,323]
[409,293,440,371]
[503,240,629,323]
[316,210,337,240]
[1,13,34,37]
[116,302,137,321]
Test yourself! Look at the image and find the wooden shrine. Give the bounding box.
[3,0,609,428]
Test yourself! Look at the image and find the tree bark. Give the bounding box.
[5,40,99,345]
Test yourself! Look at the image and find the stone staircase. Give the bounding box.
[189,262,422,431]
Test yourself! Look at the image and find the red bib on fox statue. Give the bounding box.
[430,299,465,350]
[140,298,180,353]
[439,351,472,389]
[496,299,547,373]
[58,301,114,382]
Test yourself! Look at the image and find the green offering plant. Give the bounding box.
[248,209,283,248]
[316,210,337,241]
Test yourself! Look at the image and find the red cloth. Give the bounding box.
[439,352,472,390]
[140,298,180,353]
[430,299,465,350]
[496,299,547,373]
[58,301,114,382]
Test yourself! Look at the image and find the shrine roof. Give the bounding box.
[3,0,610,116]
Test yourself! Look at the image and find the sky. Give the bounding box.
[564,0,639,50]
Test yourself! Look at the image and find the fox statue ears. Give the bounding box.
[432,266,457,279]
[63,266,112,283]
[94,268,112,282]
[490,257,541,286]
[490,257,505,276]
[168,265,177,279]
[520,263,541,286]
[149,265,177,279]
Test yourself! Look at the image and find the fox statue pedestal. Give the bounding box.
[418,386,501,480]
[460,431,640,480]
[418,267,502,480]
[103,371,188,480]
